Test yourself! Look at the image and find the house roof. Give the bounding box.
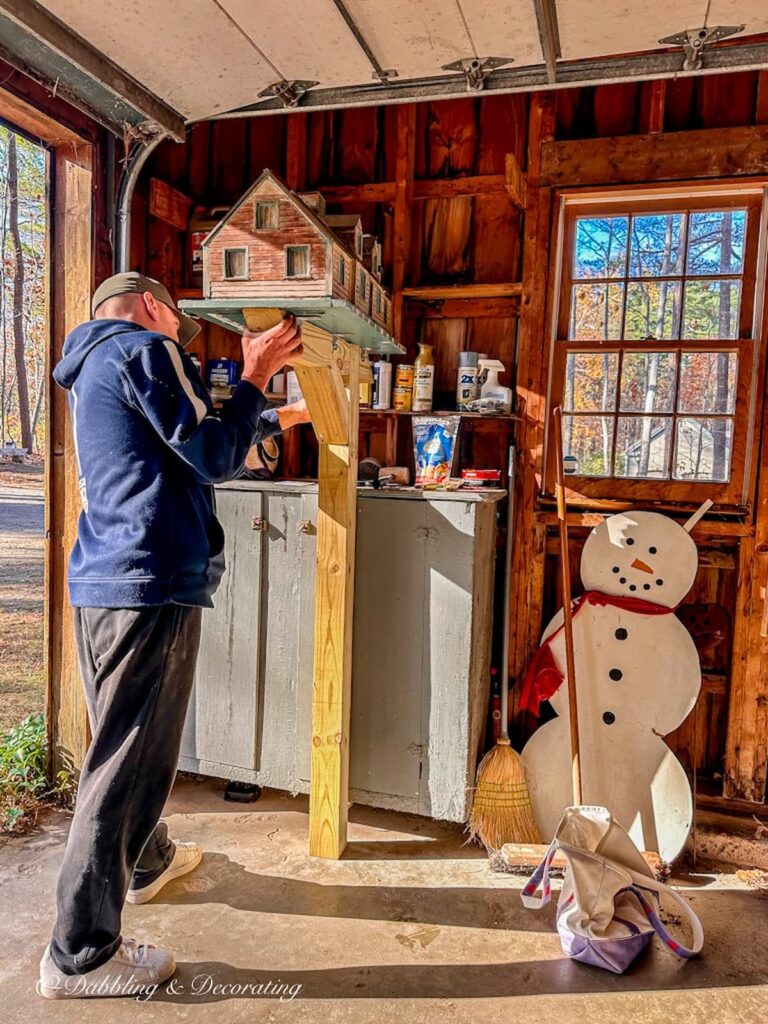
[201,168,343,251]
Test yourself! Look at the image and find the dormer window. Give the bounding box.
[223,247,248,280]
[255,200,279,230]
[285,245,311,279]
[356,229,364,258]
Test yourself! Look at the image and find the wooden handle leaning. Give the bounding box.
[553,407,583,806]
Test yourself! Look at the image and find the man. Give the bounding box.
[38,272,308,999]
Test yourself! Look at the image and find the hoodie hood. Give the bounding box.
[53,319,145,390]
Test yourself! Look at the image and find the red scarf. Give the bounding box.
[519,590,675,716]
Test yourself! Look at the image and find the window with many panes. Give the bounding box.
[548,187,765,507]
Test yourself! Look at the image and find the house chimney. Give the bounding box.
[298,191,326,216]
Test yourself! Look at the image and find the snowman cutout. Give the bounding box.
[521,506,707,863]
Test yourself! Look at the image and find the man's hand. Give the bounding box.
[241,314,303,393]
[276,398,311,431]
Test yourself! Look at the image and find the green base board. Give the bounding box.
[179,297,405,355]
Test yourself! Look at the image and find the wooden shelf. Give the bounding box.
[360,409,517,421]
[401,283,522,300]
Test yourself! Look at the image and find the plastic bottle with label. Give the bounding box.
[413,343,435,412]
[456,351,479,409]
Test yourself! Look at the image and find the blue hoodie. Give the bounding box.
[52,319,282,608]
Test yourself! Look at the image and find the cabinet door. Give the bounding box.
[295,492,318,783]
[348,497,426,800]
[420,499,478,819]
[255,490,307,785]
[180,488,264,771]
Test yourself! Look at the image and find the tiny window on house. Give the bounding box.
[356,229,364,258]
[373,289,381,314]
[357,269,367,298]
[548,188,765,508]
[223,247,248,280]
[255,200,279,230]
[285,244,311,279]
[338,254,346,285]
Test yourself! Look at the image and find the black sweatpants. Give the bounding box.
[48,603,202,975]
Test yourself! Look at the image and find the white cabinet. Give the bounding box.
[179,481,501,822]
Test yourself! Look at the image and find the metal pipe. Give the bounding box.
[113,132,166,273]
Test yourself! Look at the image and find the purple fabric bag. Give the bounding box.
[521,806,704,974]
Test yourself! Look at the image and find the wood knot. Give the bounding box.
[312,735,322,747]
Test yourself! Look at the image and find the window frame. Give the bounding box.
[545,185,766,509]
[284,244,312,279]
[222,246,249,281]
[254,200,279,231]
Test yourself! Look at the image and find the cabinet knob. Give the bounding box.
[251,516,267,531]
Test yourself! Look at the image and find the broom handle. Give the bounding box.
[553,407,583,805]
[500,445,515,743]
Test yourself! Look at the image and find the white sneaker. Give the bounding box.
[125,839,203,905]
[38,938,175,999]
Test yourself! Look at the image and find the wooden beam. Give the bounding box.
[402,283,521,300]
[508,93,556,733]
[406,296,520,320]
[639,80,667,135]
[540,125,768,187]
[318,174,508,205]
[309,351,359,859]
[47,145,93,777]
[757,71,768,125]
[415,174,507,199]
[505,153,527,208]
[285,112,308,191]
[0,82,87,146]
[392,104,416,340]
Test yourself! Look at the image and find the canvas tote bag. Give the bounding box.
[521,805,704,973]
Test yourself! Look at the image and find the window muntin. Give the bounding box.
[551,191,763,506]
[223,247,248,280]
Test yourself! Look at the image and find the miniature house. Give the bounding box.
[201,170,391,322]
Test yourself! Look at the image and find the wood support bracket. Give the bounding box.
[243,305,360,855]
[505,151,528,208]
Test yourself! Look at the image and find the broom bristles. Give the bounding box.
[467,739,541,850]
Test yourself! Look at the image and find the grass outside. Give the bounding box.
[0,462,45,738]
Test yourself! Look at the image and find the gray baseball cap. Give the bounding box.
[91,271,201,346]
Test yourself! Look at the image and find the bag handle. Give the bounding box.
[520,840,559,909]
[627,872,704,957]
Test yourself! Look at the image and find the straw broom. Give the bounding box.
[467,446,541,850]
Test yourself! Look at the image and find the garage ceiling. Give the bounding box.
[0,0,767,139]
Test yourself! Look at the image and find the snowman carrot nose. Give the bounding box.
[631,558,654,573]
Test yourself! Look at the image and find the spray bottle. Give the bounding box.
[478,359,512,414]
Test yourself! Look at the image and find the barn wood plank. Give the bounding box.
[540,125,768,187]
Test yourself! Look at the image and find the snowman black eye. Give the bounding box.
[649,546,657,554]
[612,566,620,573]
[656,579,664,586]
[626,538,635,546]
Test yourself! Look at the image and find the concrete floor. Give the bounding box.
[1,774,766,1023]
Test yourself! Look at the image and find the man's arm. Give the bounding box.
[122,316,304,484]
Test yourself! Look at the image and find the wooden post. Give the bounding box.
[309,352,359,858]
[48,145,94,776]
[392,104,416,341]
[243,308,362,856]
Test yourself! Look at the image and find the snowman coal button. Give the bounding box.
[602,712,616,725]
[615,628,628,640]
